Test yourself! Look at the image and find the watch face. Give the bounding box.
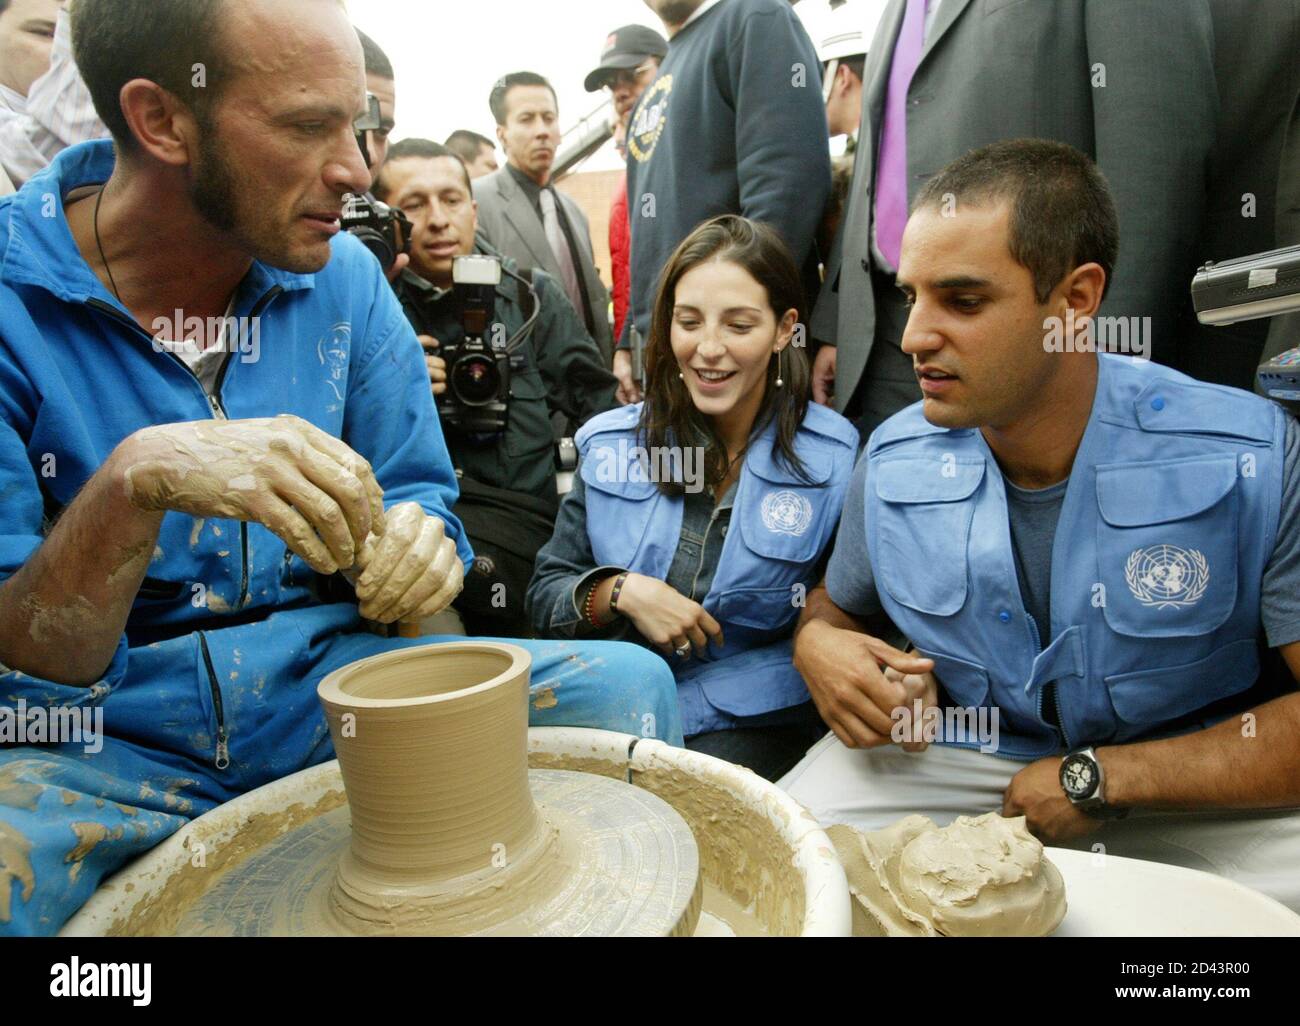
[1062,756,1097,799]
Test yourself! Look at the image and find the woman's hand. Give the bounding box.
[610,572,724,659]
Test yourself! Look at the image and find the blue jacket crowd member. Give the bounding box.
[783,140,1300,911]
[529,216,858,781]
[614,0,832,404]
[0,0,679,937]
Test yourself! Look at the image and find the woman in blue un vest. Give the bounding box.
[527,216,858,779]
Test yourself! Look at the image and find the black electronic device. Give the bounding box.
[437,255,512,435]
[340,191,412,270]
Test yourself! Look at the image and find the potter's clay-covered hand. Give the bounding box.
[352,501,463,624]
[123,415,386,574]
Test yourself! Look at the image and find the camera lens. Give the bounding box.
[451,354,501,405]
[347,227,394,269]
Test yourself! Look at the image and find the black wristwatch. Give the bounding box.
[1059,746,1128,819]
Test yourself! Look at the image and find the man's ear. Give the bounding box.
[495,123,507,151]
[837,63,854,96]
[1063,262,1107,323]
[118,78,199,168]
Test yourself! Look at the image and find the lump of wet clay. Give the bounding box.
[828,812,1066,937]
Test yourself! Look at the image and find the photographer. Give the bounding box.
[375,138,619,635]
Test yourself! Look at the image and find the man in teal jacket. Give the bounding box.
[0,0,680,935]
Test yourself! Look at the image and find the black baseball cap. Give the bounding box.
[583,24,669,92]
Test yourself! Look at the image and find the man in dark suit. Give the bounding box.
[811,0,1218,439]
[472,71,613,365]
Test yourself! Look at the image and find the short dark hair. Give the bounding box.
[375,138,472,198]
[444,129,495,163]
[488,72,557,126]
[826,55,866,82]
[913,138,1119,304]
[356,27,393,80]
[72,0,229,147]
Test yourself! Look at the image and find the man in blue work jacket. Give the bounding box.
[784,138,1300,912]
[0,0,679,935]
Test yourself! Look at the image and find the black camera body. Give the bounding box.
[341,192,412,270]
[438,255,511,436]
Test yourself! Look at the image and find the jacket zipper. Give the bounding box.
[196,631,230,770]
[90,286,283,611]
[1027,611,1071,750]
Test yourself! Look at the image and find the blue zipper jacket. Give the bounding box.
[0,141,473,789]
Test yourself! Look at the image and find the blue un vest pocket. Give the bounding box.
[1094,455,1239,638]
[1104,638,1259,732]
[718,444,837,629]
[873,456,984,616]
[580,444,660,568]
[919,647,992,709]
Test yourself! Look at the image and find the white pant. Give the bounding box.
[779,734,1300,913]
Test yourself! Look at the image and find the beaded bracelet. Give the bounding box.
[582,578,609,629]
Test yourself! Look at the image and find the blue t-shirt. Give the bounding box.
[827,416,1300,650]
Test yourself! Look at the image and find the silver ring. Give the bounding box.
[674,644,691,658]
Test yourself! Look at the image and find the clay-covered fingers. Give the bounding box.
[354,506,458,623]
[407,549,465,622]
[278,416,386,546]
[353,503,426,616]
[257,495,344,575]
[372,529,461,624]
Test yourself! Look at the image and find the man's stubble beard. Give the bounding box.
[190,122,329,275]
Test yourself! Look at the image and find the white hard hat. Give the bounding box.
[816,0,890,63]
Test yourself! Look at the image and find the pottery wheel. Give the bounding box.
[170,770,702,936]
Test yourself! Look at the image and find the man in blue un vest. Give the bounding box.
[783,138,1300,912]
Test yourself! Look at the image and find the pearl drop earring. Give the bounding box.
[775,348,784,388]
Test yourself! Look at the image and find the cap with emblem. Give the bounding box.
[584,24,669,92]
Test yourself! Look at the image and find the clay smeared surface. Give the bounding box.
[830,813,1067,937]
[0,822,35,923]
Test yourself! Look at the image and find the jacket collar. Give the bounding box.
[1,140,316,307]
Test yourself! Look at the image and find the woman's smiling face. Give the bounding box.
[670,258,796,422]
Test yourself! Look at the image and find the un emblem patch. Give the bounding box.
[761,490,813,537]
[1124,544,1210,608]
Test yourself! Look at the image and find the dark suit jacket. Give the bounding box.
[473,166,613,363]
[1186,0,1300,389]
[813,0,1218,414]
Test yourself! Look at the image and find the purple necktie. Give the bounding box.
[874,0,929,269]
